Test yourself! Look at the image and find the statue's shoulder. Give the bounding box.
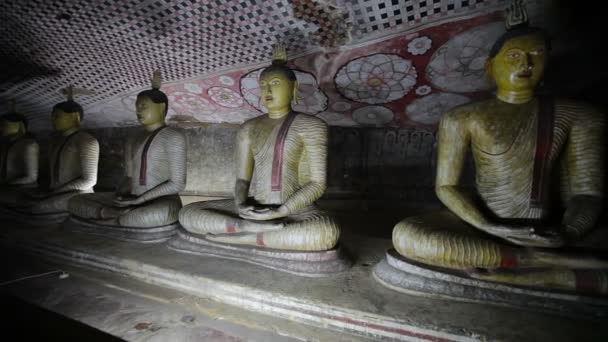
[160,126,186,142]
[554,98,605,123]
[441,99,491,125]
[75,130,99,144]
[21,135,39,147]
[293,112,327,129]
[240,115,263,130]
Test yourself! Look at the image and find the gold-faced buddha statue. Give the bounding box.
[66,71,186,242]
[170,44,348,276]
[0,102,39,188]
[0,90,100,224]
[375,0,607,299]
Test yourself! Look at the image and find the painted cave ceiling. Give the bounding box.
[0,0,552,131]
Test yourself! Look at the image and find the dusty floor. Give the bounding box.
[0,249,361,341]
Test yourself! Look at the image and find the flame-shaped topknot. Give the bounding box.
[271,41,288,66]
[8,99,16,113]
[151,70,162,90]
[505,0,528,31]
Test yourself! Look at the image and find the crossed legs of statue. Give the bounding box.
[0,187,88,214]
[68,193,181,227]
[179,199,340,251]
[392,211,608,294]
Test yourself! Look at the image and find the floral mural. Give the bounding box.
[97,12,502,129]
[334,54,418,105]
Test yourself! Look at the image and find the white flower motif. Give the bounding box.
[406,92,470,125]
[219,76,235,86]
[184,83,203,94]
[170,91,217,121]
[316,111,358,127]
[331,101,351,112]
[352,106,394,126]
[240,68,328,114]
[208,87,243,108]
[120,94,138,112]
[415,85,432,96]
[335,54,417,104]
[407,36,433,56]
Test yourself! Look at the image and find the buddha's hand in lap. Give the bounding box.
[238,204,288,221]
[113,194,145,208]
[484,224,565,248]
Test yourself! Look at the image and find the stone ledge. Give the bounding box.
[1,226,606,341]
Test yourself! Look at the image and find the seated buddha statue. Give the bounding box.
[377,1,607,297]
[171,44,347,276]
[0,90,100,224]
[66,71,186,242]
[0,103,39,189]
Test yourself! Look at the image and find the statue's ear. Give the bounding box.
[292,81,299,105]
[159,103,167,119]
[18,122,26,135]
[74,112,81,126]
[485,58,494,81]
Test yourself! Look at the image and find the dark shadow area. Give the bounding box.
[0,294,124,341]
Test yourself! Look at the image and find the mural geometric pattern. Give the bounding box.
[335,54,417,104]
[0,0,510,129]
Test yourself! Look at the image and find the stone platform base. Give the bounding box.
[167,229,351,277]
[63,216,177,243]
[3,225,608,341]
[373,249,608,319]
[0,207,69,226]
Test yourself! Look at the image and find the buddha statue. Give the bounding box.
[66,71,186,242]
[170,44,348,276]
[0,102,39,188]
[0,89,100,225]
[374,0,607,299]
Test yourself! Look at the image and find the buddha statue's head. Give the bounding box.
[0,111,28,140]
[136,70,168,129]
[485,0,551,103]
[259,43,298,117]
[52,100,83,134]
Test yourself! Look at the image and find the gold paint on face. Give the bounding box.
[259,71,297,117]
[0,119,22,138]
[489,34,546,94]
[136,96,165,126]
[52,109,80,132]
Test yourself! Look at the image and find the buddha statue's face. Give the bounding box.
[488,34,547,93]
[259,71,297,113]
[0,119,22,138]
[136,96,165,126]
[52,109,80,132]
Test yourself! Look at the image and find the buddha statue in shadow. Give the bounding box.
[0,102,39,189]
[0,89,100,225]
[374,0,607,299]
[66,71,186,242]
[170,44,348,276]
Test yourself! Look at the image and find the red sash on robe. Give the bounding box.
[271,112,297,192]
[54,131,78,183]
[139,127,165,186]
[0,141,14,181]
[530,97,554,208]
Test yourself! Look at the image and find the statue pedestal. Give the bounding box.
[0,206,69,226]
[63,216,177,243]
[167,228,351,277]
[2,224,607,341]
[373,249,608,318]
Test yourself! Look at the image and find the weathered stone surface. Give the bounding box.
[373,249,608,319]
[167,228,351,277]
[0,206,68,226]
[63,216,177,243]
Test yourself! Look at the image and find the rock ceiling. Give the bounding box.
[0,0,546,130]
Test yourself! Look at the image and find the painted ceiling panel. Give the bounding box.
[0,0,545,130]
